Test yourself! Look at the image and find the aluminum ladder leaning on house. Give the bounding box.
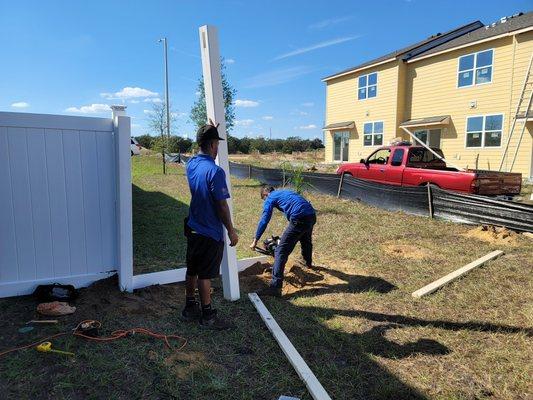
[498,52,533,173]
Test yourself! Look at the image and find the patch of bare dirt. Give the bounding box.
[462,225,519,247]
[381,242,432,260]
[164,351,209,379]
[240,261,344,295]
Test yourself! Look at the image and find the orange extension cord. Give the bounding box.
[0,320,187,358]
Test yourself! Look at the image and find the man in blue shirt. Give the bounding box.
[250,186,316,296]
[181,122,238,329]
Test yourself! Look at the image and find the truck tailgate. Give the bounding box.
[471,170,522,195]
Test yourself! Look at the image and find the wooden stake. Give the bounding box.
[412,250,504,298]
[427,184,434,218]
[337,172,345,198]
[248,293,332,400]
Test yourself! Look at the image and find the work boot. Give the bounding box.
[179,301,201,322]
[257,285,282,298]
[199,309,231,330]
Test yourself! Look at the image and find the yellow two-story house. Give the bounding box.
[323,12,533,179]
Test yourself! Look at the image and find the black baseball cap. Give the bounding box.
[196,124,224,144]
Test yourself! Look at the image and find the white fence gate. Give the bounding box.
[0,111,128,297]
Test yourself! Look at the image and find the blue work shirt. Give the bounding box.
[255,190,315,240]
[186,153,230,242]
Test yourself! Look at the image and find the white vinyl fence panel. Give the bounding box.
[0,112,119,297]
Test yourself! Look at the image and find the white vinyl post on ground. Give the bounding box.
[112,105,133,292]
[199,25,240,301]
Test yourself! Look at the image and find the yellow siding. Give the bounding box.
[406,35,532,176]
[324,29,533,178]
[325,61,400,162]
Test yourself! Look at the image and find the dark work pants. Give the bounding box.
[271,213,316,288]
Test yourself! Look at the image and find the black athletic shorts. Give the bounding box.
[186,232,224,279]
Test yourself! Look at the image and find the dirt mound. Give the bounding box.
[381,243,432,260]
[462,225,518,246]
[240,262,341,296]
[75,275,180,317]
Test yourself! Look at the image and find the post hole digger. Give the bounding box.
[253,235,280,257]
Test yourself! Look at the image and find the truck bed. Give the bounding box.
[470,170,522,195]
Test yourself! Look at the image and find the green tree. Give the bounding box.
[190,58,236,131]
[135,134,154,149]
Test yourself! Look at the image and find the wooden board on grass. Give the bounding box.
[412,250,504,298]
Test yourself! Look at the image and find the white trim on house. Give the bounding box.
[357,72,378,101]
[407,26,533,64]
[322,57,396,82]
[456,48,494,89]
[464,113,505,149]
[362,120,384,147]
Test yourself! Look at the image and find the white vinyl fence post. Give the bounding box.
[199,25,240,301]
[112,105,133,292]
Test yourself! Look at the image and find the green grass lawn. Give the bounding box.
[1,154,531,400]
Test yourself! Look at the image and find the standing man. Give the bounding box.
[181,122,238,330]
[250,186,316,297]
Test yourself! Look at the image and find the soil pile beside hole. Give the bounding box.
[462,225,518,246]
[381,242,431,260]
[240,262,342,295]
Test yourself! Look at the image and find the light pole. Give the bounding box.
[158,37,171,174]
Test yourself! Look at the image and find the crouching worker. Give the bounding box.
[181,122,239,330]
[250,186,316,297]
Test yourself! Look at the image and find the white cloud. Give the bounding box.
[302,102,314,107]
[235,119,254,127]
[243,66,314,89]
[195,91,201,96]
[101,87,158,100]
[297,124,317,130]
[308,16,353,30]
[299,111,308,116]
[273,36,360,61]
[262,116,274,120]
[225,58,235,64]
[130,100,140,104]
[65,104,110,114]
[172,112,187,119]
[235,99,259,107]
[143,97,162,103]
[131,123,141,128]
[11,101,30,108]
[143,109,154,115]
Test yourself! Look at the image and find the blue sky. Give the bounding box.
[1,0,530,139]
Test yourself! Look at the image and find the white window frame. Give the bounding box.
[358,72,378,100]
[413,128,441,147]
[362,121,384,147]
[333,131,350,162]
[457,48,494,88]
[464,113,504,149]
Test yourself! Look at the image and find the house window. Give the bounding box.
[458,49,493,87]
[333,131,350,161]
[358,72,377,100]
[363,121,383,146]
[466,114,503,148]
[413,129,441,148]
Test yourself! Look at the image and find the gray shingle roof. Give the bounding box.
[400,115,450,127]
[409,12,533,60]
[323,11,532,81]
[323,121,355,130]
[323,21,483,81]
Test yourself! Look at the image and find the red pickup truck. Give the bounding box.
[336,145,522,196]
